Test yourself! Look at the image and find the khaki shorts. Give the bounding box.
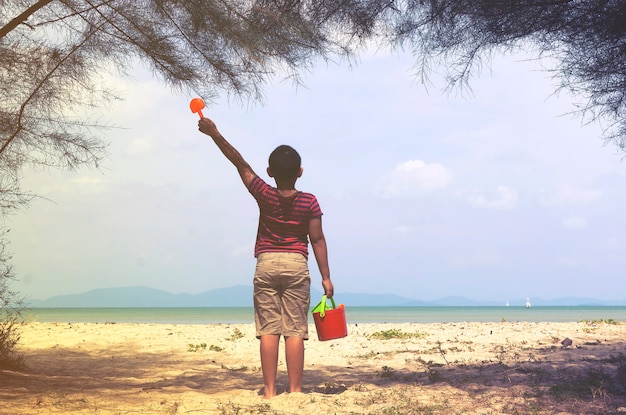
[253,252,311,339]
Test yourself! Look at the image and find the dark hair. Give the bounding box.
[268,145,301,180]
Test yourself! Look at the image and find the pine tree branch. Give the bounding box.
[0,0,54,41]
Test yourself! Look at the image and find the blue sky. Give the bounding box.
[9,48,626,304]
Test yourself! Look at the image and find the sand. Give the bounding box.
[1,321,626,414]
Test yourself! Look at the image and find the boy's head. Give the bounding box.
[268,145,302,181]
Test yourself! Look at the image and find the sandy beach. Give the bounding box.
[1,321,626,414]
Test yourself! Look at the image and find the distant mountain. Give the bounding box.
[27,286,423,307]
[28,285,254,308]
[25,286,626,308]
[337,292,429,307]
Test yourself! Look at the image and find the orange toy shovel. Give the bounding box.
[190,97,205,118]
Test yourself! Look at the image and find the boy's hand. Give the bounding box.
[322,279,334,299]
[198,117,220,138]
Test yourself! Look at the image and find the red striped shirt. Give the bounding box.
[247,176,322,258]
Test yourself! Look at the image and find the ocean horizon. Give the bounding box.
[24,305,626,325]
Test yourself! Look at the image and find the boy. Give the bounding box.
[198,117,334,398]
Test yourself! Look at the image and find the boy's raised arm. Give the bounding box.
[198,117,256,188]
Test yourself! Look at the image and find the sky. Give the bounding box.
[8,48,626,304]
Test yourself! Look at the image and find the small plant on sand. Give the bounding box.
[549,367,613,401]
[436,341,449,365]
[354,385,453,414]
[355,350,380,359]
[0,315,24,369]
[226,328,244,341]
[220,364,249,372]
[0,231,26,370]
[380,365,395,378]
[314,381,347,394]
[159,400,180,415]
[352,383,369,392]
[187,342,207,352]
[369,328,427,340]
[217,402,276,414]
[581,318,618,325]
[428,368,444,382]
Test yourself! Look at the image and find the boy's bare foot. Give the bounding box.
[262,387,277,399]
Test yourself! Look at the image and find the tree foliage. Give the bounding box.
[2,1,625,194]
[0,0,388,205]
[390,0,626,150]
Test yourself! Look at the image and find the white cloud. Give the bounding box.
[380,160,452,198]
[465,185,519,210]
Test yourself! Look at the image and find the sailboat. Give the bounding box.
[505,300,509,307]
[525,297,531,308]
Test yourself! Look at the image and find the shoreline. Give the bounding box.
[23,305,626,325]
[2,321,626,414]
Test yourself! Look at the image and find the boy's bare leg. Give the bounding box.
[260,334,280,398]
[284,336,304,393]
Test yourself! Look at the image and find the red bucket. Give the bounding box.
[311,295,348,341]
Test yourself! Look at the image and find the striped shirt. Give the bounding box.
[247,176,323,258]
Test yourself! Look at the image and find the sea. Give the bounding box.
[23,306,626,325]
